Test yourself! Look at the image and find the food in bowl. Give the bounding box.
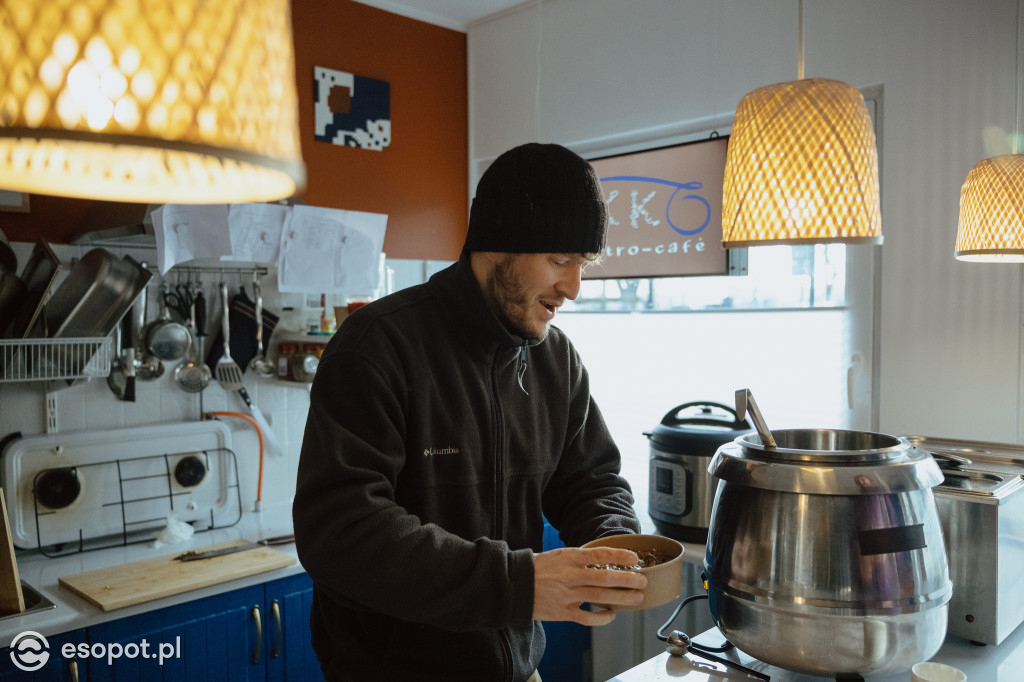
[588,547,670,570]
[581,533,684,610]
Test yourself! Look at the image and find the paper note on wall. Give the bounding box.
[224,203,291,264]
[152,204,231,274]
[278,205,387,293]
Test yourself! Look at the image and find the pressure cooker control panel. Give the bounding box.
[649,459,690,516]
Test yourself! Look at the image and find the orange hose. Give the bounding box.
[206,411,264,504]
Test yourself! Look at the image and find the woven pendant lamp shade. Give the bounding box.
[0,0,305,204]
[954,154,1024,261]
[722,78,882,247]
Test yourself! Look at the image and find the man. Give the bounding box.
[294,143,644,681]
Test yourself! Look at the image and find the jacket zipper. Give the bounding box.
[490,350,506,540]
[492,349,514,682]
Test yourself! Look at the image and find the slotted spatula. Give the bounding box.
[215,281,244,391]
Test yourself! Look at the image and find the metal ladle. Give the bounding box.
[131,276,163,381]
[174,284,211,393]
[735,388,776,448]
[248,278,274,378]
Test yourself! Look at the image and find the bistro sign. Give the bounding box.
[587,136,729,279]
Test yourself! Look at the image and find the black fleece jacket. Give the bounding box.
[293,252,640,681]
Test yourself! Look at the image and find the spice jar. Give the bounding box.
[277,342,299,381]
[291,342,325,382]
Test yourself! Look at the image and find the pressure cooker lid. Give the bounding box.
[647,402,752,451]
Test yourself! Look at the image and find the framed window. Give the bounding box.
[561,87,882,470]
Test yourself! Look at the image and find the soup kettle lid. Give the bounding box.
[709,428,943,495]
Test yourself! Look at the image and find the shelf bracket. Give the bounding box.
[45,391,58,434]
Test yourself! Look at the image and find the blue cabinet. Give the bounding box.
[263,573,321,681]
[87,584,266,681]
[88,573,322,681]
[1,573,322,681]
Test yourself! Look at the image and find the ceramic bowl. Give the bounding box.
[911,662,966,682]
[581,533,684,610]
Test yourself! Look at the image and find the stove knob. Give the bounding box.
[174,456,206,488]
[35,468,81,510]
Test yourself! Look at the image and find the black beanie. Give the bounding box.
[464,143,608,254]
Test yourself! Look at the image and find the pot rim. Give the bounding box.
[735,428,907,464]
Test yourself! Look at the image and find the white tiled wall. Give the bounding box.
[0,242,452,519]
[5,246,335,513]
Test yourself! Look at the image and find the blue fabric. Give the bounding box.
[538,518,592,682]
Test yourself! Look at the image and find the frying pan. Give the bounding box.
[142,282,191,362]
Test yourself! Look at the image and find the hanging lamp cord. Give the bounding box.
[797,0,804,79]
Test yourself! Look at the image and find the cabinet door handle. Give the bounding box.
[252,604,263,664]
[271,599,282,658]
[69,659,79,682]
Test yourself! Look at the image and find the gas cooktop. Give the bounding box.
[1,420,242,556]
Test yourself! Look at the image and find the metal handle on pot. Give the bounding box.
[735,389,777,448]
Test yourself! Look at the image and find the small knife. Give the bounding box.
[174,534,294,562]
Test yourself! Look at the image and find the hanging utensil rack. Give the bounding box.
[148,263,270,281]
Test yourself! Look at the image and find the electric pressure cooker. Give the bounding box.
[645,402,751,543]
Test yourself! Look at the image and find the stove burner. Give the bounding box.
[35,468,81,510]
[174,456,206,488]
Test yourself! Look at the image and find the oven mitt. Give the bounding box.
[205,287,279,375]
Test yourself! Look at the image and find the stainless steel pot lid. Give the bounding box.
[710,428,944,495]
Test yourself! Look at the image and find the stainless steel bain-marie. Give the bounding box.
[704,429,951,677]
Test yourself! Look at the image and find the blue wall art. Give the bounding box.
[314,66,391,150]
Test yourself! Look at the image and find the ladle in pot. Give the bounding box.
[735,388,776,448]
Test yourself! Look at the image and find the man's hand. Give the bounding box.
[532,546,648,626]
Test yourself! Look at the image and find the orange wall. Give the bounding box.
[290,0,468,260]
[0,0,469,262]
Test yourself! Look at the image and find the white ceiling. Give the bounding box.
[351,0,530,32]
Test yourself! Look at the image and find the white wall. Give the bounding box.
[469,0,1024,443]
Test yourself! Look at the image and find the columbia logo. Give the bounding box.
[423,447,460,457]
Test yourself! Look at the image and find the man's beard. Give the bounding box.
[484,256,547,342]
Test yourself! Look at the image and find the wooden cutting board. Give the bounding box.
[58,540,296,611]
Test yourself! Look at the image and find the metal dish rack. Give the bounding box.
[0,337,113,383]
